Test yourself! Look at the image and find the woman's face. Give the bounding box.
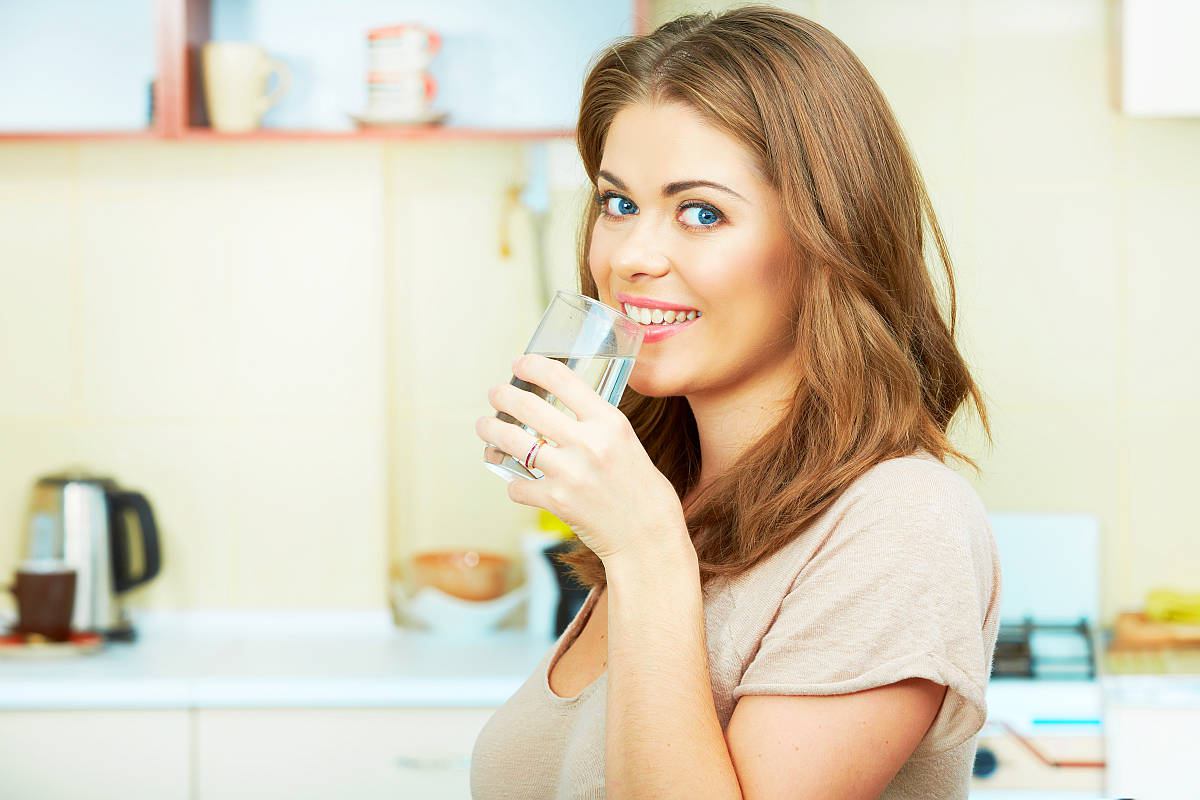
[589,101,795,399]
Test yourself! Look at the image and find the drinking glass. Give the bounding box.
[484,290,644,482]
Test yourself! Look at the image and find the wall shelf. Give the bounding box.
[0,128,574,143]
[0,0,650,143]
[178,127,576,142]
[0,131,158,142]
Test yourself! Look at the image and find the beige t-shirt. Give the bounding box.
[471,450,1002,799]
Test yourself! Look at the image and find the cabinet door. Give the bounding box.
[1105,704,1200,798]
[194,707,496,800]
[0,710,190,800]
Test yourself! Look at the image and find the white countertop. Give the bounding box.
[3,610,1196,715]
[1099,672,1200,705]
[0,610,552,711]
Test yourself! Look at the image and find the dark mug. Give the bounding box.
[7,564,76,642]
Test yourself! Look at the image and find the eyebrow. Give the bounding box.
[597,170,748,203]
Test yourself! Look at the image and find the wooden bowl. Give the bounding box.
[411,550,510,602]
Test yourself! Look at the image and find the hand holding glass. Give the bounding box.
[483,291,644,482]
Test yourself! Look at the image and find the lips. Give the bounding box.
[615,292,699,313]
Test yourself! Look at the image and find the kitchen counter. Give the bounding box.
[1100,672,1200,703]
[0,610,552,711]
[5,609,1196,714]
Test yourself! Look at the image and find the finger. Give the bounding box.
[488,380,574,447]
[476,416,559,472]
[512,354,612,423]
[505,471,546,508]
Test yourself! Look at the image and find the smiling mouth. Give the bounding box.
[623,303,702,326]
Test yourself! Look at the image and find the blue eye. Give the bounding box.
[680,204,722,228]
[595,191,725,231]
[597,192,638,217]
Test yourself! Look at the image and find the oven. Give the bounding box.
[971,513,1108,800]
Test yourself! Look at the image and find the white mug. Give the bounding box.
[202,42,291,133]
[367,72,436,119]
[367,24,441,72]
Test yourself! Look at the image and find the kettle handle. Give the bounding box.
[109,491,162,593]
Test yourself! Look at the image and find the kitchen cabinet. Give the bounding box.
[1120,0,1200,116]
[1106,705,1200,796]
[0,710,190,800]
[193,707,494,800]
[0,611,544,798]
[0,707,495,800]
[1103,677,1200,799]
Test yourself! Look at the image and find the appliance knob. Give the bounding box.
[973,747,998,778]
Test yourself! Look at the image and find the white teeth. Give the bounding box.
[623,303,701,325]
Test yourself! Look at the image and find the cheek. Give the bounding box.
[700,244,791,347]
[587,227,612,285]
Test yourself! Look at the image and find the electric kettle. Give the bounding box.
[20,470,161,641]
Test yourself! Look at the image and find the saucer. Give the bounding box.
[349,110,449,128]
[0,628,104,658]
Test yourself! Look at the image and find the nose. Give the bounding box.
[609,220,671,282]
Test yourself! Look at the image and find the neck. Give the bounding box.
[683,354,801,505]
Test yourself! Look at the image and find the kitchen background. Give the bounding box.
[3,0,1196,618]
[1,1,1197,798]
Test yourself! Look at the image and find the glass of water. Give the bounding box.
[483,290,644,482]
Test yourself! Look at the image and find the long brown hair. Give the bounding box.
[556,5,992,590]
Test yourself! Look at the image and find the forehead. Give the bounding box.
[600,101,764,191]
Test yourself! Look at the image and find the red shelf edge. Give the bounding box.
[0,128,575,143]
[0,131,159,141]
[180,127,576,141]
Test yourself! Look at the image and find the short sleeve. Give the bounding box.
[732,466,1000,758]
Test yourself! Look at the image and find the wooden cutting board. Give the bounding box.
[1109,612,1200,651]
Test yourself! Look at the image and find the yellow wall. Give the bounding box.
[1,0,1197,621]
[0,140,581,609]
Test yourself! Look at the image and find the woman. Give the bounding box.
[472,6,1000,799]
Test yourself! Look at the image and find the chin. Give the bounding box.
[628,367,685,399]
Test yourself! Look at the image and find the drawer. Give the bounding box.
[1105,704,1200,798]
[194,707,496,800]
[0,709,190,800]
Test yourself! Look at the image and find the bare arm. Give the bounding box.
[604,535,742,799]
[726,680,946,799]
[603,532,947,800]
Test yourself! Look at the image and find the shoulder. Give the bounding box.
[725,450,994,598]
[820,449,994,567]
[841,449,987,523]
